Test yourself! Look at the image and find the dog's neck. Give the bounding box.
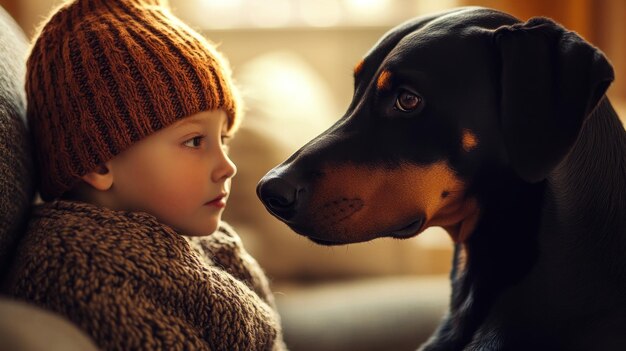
[463,99,626,287]
[443,100,626,347]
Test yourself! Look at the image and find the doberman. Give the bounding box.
[257,7,626,351]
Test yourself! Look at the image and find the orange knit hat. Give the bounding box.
[26,0,241,201]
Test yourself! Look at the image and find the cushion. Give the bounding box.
[0,5,35,281]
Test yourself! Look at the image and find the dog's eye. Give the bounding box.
[394,91,422,112]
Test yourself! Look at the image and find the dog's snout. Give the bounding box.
[257,176,299,221]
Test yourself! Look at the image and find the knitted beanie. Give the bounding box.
[26,0,241,201]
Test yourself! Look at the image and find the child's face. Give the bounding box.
[108,109,236,236]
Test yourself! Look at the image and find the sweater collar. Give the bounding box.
[36,199,165,229]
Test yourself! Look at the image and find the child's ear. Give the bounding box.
[81,163,114,191]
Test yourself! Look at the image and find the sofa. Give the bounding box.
[0,4,100,350]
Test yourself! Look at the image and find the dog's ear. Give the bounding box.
[494,17,614,183]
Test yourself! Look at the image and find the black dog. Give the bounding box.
[257,7,626,350]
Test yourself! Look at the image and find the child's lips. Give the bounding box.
[205,194,227,208]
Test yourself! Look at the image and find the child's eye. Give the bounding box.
[183,136,204,148]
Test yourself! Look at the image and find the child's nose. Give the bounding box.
[213,151,237,182]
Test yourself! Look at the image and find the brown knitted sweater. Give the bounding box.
[6,200,286,350]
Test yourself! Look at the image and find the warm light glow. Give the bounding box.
[236,51,339,150]
[198,0,243,8]
[247,0,293,28]
[344,0,392,24]
[196,0,244,28]
[299,0,342,27]
[174,0,461,29]
[345,0,391,11]
[414,0,460,15]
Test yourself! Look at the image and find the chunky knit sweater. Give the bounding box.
[6,200,286,350]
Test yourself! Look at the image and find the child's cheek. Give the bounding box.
[159,162,205,204]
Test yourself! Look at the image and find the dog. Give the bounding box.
[257,7,626,351]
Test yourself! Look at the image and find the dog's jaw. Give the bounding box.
[280,161,470,244]
[436,197,481,243]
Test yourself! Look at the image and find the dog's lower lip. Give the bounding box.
[389,218,424,238]
[308,237,343,246]
[286,224,344,246]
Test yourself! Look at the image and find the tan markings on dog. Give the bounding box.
[377,70,392,91]
[354,59,365,76]
[434,197,480,243]
[305,161,479,243]
[462,129,478,152]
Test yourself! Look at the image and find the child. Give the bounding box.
[5,0,287,350]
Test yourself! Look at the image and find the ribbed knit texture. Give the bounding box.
[26,0,241,201]
[7,200,286,350]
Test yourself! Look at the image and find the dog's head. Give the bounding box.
[257,7,613,245]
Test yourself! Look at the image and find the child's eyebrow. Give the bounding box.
[171,114,230,133]
[172,117,205,129]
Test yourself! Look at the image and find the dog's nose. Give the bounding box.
[257,176,298,221]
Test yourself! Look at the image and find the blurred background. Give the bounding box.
[1,0,624,350]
